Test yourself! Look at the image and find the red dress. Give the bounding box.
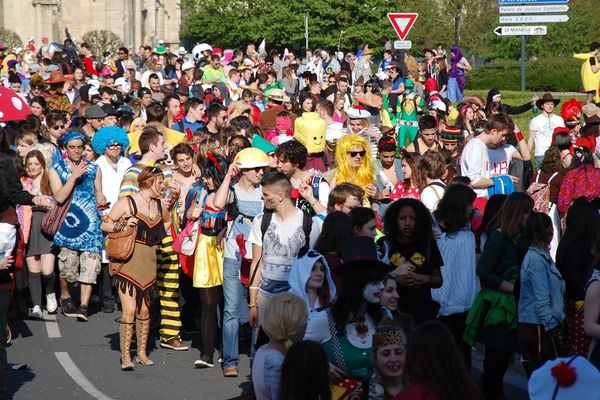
[394,380,438,400]
[557,165,600,215]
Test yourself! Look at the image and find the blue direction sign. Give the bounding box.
[499,0,568,3]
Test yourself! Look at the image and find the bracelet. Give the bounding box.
[515,130,525,142]
[249,286,259,290]
[249,303,257,309]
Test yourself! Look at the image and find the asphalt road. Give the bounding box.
[6,302,528,400]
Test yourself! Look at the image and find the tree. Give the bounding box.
[0,29,23,52]
[81,30,123,58]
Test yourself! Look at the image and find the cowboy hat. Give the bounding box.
[177,46,187,55]
[536,93,560,108]
[266,88,290,103]
[45,70,67,84]
[361,48,375,56]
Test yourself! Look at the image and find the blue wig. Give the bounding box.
[91,126,130,155]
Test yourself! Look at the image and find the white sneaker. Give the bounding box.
[28,305,43,319]
[46,294,58,314]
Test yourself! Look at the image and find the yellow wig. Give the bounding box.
[334,133,375,189]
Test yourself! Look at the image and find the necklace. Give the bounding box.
[140,191,156,219]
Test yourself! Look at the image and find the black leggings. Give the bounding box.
[198,286,223,358]
[481,347,512,400]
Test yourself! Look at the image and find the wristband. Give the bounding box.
[249,303,257,309]
[249,286,259,290]
[515,130,525,142]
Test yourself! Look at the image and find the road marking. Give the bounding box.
[44,312,61,338]
[55,352,116,400]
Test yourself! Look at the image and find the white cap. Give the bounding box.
[346,107,371,119]
[181,61,195,71]
[428,100,447,113]
[114,77,130,93]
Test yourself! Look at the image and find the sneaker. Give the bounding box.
[102,301,116,313]
[46,294,58,314]
[76,305,88,322]
[223,366,239,377]
[194,355,214,368]
[28,305,43,319]
[160,338,189,351]
[60,297,78,317]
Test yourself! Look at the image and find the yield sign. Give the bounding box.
[387,13,419,41]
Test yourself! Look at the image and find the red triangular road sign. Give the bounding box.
[387,13,419,41]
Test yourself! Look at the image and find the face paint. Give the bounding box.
[362,280,384,304]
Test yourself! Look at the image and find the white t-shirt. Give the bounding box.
[97,155,132,211]
[529,113,565,157]
[487,144,516,176]
[420,180,446,213]
[460,137,490,198]
[248,209,320,298]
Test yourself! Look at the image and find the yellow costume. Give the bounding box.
[574,52,600,103]
[127,122,185,155]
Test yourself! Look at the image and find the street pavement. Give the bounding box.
[6,302,529,400]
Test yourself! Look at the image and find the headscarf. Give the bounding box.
[59,131,85,147]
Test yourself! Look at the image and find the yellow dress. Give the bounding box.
[574,52,600,102]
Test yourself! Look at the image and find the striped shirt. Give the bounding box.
[119,162,174,198]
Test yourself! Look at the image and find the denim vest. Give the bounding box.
[518,246,565,331]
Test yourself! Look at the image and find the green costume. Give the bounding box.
[395,80,424,148]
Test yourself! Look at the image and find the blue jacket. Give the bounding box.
[518,246,565,331]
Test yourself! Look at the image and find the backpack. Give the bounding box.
[526,171,558,214]
[260,209,313,256]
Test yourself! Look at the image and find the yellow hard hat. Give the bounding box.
[234,147,270,168]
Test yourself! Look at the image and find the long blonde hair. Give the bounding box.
[334,133,375,189]
[262,293,308,349]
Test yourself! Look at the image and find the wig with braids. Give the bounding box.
[201,152,229,190]
[334,133,375,190]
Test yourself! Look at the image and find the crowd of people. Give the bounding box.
[1,36,600,399]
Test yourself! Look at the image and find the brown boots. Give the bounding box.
[135,316,154,366]
[120,320,134,371]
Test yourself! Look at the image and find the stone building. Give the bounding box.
[0,0,181,50]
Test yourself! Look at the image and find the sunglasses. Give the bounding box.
[108,143,122,148]
[51,125,65,130]
[242,166,266,173]
[348,150,366,158]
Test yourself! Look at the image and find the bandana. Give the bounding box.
[60,131,86,146]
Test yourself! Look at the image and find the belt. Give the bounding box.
[398,120,417,126]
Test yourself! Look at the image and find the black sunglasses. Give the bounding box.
[243,166,266,173]
[348,150,366,158]
[51,125,65,130]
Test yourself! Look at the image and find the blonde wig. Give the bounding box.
[262,293,308,348]
[334,133,375,189]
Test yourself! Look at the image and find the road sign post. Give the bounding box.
[497,0,569,91]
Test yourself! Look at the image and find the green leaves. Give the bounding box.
[181,0,598,59]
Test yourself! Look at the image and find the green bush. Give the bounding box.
[467,58,582,92]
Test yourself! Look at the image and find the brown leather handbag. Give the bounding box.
[106,197,137,263]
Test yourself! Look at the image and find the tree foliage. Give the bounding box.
[81,30,123,58]
[0,29,23,52]
[182,0,599,59]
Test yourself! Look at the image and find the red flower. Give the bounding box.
[355,323,368,336]
[551,362,577,387]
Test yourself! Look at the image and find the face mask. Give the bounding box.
[362,281,384,304]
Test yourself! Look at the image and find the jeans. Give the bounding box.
[447,77,464,103]
[222,256,249,368]
[0,289,10,400]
